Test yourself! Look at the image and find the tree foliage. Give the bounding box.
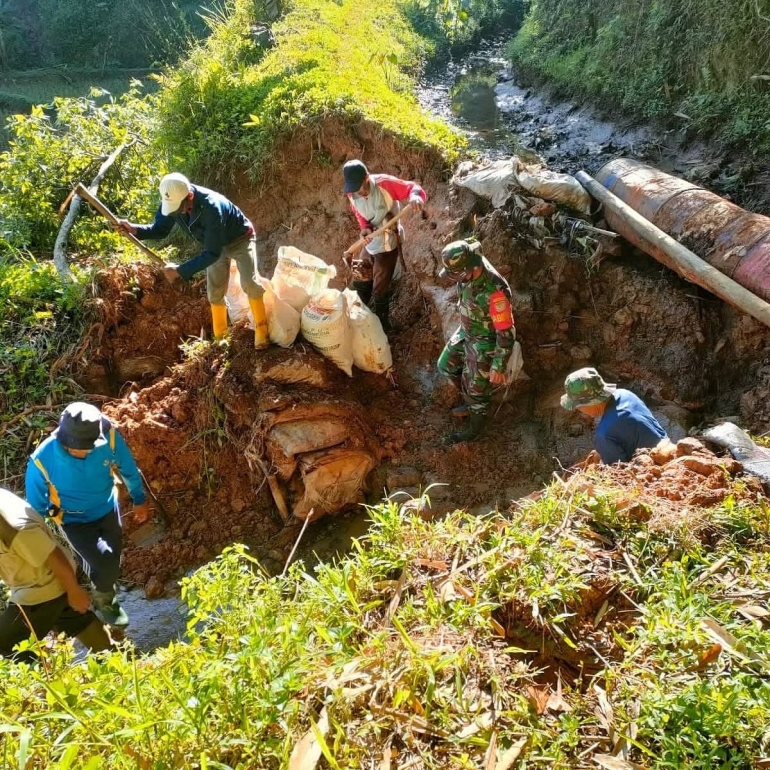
[0,87,162,257]
[406,0,528,47]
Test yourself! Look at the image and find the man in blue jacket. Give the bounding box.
[115,172,269,348]
[25,403,150,627]
[560,367,668,464]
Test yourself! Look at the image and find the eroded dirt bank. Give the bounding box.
[71,117,770,593]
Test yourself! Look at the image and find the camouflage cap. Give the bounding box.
[560,367,616,411]
[439,240,482,279]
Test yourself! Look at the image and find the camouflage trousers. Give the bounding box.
[437,331,497,415]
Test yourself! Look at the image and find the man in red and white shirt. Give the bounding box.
[343,159,427,332]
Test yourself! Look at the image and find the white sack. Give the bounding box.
[513,164,592,215]
[225,261,252,325]
[301,289,354,376]
[273,246,337,312]
[257,277,300,347]
[452,158,517,208]
[343,289,393,374]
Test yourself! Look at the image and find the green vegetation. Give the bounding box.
[1,471,769,767]
[0,0,208,70]
[509,0,770,152]
[158,0,464,182]
[0,260,90,487]
[405,0,527,48]
[0,89,161,256]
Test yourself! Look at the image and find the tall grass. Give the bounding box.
[509,0,770,152]
[1,480,769,767]
[157,0,464,183]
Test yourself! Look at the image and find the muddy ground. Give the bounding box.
[67,114,770,598]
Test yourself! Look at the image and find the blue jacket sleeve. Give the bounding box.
[133,207,176,241]
[25,455,50,515]
[114,431,147,505]
[176,204,226,280]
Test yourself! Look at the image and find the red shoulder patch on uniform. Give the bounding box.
[489,290,514,331]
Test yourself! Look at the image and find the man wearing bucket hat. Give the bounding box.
[114,172,269,349]
[0,487,115,662]
[437,239,516,444]
[25,403,150,627]
[560,367,668,464]
[343,159,427,332]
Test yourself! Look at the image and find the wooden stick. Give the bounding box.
[344,203,414,256]
[576,170,770,328]
[281,510,314,577]
[53,142,133,281]
[75,183,164,265]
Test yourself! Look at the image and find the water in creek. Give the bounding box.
[417,37,655,175]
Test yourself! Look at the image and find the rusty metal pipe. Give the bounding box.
[594,158,770,303]
[575,170,770,329]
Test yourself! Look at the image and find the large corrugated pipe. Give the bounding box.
[594,158,770,303]
[575,168,770,328]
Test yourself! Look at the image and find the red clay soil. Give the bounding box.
[69,119,770,587]
[78,264,210,395]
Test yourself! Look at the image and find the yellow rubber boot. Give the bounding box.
[210,303,228,340]
[249,296,269,350]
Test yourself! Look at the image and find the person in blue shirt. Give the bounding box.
[560,367,668,465]
[25,403,150,627]
[114,172,269,349]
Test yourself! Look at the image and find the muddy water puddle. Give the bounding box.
[417,38,657,174]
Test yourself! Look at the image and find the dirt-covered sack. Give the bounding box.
[452,159,517,208]
[225,261,252,325]
[513,162,591,215]
[293,448,377,520]
[343,289,393,374]
[257,277,300,347]
[300,289,354,376]
[272,246,337,312]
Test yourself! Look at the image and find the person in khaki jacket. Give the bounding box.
[0,487,113,662]
[115,172,269,348]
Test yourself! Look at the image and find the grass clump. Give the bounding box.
[509,0,770,153]
[1,466,769,768]
[158,0,465,183]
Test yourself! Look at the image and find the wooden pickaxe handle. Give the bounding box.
[75,183,165,265]
[344,203,414,256]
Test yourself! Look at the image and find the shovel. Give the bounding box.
[343,203,414,256]
[127,469,170,548]
[75,183,165,265]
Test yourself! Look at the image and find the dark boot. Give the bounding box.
[448,411,487,444]
[451,404,470,419]
[373,295,392,333]
[351,280,373,307]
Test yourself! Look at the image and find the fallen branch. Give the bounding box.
[53,141,133,282]
[0,404,59,438]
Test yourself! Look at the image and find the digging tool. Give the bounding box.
[75,183,165,265]
[343,203,414,256]
[124,469,170,548]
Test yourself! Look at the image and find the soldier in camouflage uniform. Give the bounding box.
[437,240,516,443]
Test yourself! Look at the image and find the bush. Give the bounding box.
[0,259,91,482]
[0,88,162,258]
